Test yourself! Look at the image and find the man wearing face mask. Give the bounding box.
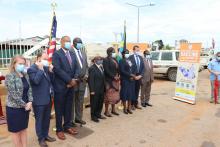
[208,49,220,104]
[70,37,88,126]
[141,50,154,107]
[28,52,56,147]
[129,45,145,110]
[88,56,106,122]
[52,36,79,140]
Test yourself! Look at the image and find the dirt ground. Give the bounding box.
[0,70,220,147]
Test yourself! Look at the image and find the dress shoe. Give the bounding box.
[45,136,56,142]
[141,103,146,107]
[127,109,133,114]
[56,132,66,140]
[146,103,153,107]
[97,115,106,119]
[111,111,119,116]
[75,119,86,125]
[64,128,78,135]
[123,109,128,114]
[104,112,112,117]
[91,117,99,122]
[135,105,142,109]
[39,140,48,147]
[71,122,77,127]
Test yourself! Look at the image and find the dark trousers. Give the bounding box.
[54,89,74,132]
[90,93,104,119]
[33,102,51,141]
[132,80,141,106]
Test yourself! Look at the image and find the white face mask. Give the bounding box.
[145,55,151,59]
[112,53,116,58]
[125,54,130,59]
[41,60,49,67]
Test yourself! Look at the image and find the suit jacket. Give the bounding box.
[27,64,54,106]
[5,72,33,108]
[52,48,79,92]
[129,54,145,76]
[103,57,119,85]
[142,58,154,83]
[88,64,105,94]
[71,48,88,91]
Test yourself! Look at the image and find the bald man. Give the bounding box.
[52,36,79,140]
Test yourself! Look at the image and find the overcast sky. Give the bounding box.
[0,0,219,47]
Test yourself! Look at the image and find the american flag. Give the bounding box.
[47,12,57,62]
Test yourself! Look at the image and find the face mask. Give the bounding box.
[76,43,83,50]
[96,60,103,65]
[112,53,116,58]
[41,60,49,67]
[145,55,151,59]
[134,51,140,55]
[15,64,25,73]
[125,54,130,58]
[64,42,72,50]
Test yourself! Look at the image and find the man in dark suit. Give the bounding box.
[52,36,79,140]
[141,50,154,107]
[129,45,145,110]
[88,56,106,122]
[28,51,56,147]
[70,37,88,126]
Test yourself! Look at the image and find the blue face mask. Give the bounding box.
[64,42,72,50]
[15,64,25,73]
[76,43,83,50]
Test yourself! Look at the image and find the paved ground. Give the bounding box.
[0,70,220,147]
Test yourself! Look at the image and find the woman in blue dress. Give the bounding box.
[119,49,136,114]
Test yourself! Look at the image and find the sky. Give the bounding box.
[0,0,220,47]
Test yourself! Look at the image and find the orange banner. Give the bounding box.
[179,43,202,63]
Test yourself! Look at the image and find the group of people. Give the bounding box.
[4,35,154,147]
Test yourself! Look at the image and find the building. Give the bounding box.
[0,36,49,68]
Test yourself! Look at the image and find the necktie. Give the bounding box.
[136,55,140,72]
[78,50,83,65]
[66,51,72,67]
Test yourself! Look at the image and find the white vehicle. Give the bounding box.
[151,50,205,82]
[151,50,179,81]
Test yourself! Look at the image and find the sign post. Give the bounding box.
[173,43,202,104]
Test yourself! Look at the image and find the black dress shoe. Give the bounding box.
[146,103,153,107]
[111,111,119,116]
[97,115,106,119]
[127,109,133,114]
[123,109,128,114]
[45,136,56,142]
[75,119,86,125]
[141,103,146,107]
[91,117,99,122]
[71,122,77,127]
[39,140,48,147]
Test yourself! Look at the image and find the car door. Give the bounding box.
[151,52,161,73]
[158,52,174,73]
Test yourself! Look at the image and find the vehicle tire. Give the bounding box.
[168,68,177,82]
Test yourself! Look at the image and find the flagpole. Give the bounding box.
[49,2,57,43]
